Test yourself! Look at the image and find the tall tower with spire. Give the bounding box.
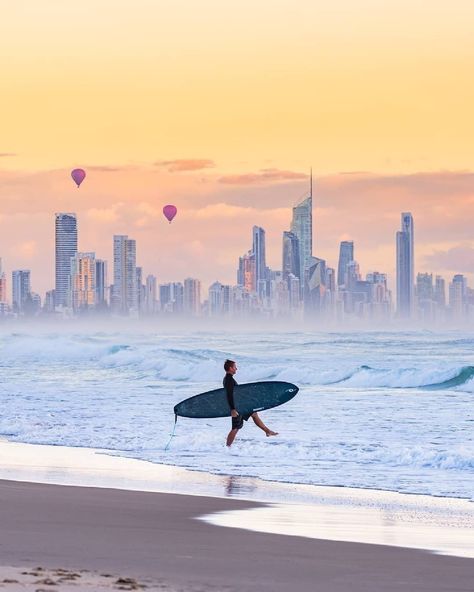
[290,169,313,282]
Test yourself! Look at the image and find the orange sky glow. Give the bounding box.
[1,1,474,296]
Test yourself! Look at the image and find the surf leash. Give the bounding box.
[164,414,178,451]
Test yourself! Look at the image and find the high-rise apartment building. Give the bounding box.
[12,270,31,313]
[145,275,157,314]
[209,281,224,316]
[434,275,446,308]
[416,273,435,320]
[337,241,354,287]
[290,194,312,283]
[70,252,96,311]
[183,278,201,315]
[112,235,137,315]
[0,258,6,303]
[304,256,326,314]
[252,226,267,284]
[237,251,256,292]
[396,212,414,318]
[95,259,108,309]
[55,213,77,308]
[449,274,467,319]
[282,231,300,282]
[136,266,145,312]
[159,282,183,313]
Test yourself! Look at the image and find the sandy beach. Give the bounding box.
[0,477,473,592]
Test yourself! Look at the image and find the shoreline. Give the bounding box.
[1,438,474,560]
[1,478,474,592]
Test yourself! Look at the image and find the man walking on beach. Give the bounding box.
[224,359,278,447]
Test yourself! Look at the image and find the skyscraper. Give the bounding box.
[70,252,96,312]
[416,273,435,321]
[290,192,312,282]
[0,259,6,304]
[95,259,108,309]
[112,235,137,315]
[237,251,256,292]
[12,270,31,313]
[304,256,326,315]
[183,278,201,315]
[434,275,446,308]
[136,266,145,312]
[208,281,224,316]
[55,213,77,308]
[145,275,157,314]
[337,241,354,287]
[449,274,467,320]
[396,212,414,318]
[282,231,300,282]
[252,226,266,284]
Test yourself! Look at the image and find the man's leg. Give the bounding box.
[226,428,239,447]
[251,413,278,437]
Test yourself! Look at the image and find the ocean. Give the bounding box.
[0,328,473,500]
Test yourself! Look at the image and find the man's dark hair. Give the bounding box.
[224,359,236,372]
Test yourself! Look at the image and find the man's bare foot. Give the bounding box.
[266,430,278,437]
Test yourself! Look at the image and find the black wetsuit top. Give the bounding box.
[223,373,237,411]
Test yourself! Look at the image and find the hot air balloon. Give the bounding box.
[163,204,177,223]
[71,168,86,188]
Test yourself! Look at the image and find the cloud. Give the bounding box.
[423,245,474,274]
[155,159,215,172]
[17,240,38,259]
[85,165,132,172]
[192,203,255,219]
[219,168,308,185]
[87,205,122,223]
[0,152,16,158]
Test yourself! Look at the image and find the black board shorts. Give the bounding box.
[232,412,253,430]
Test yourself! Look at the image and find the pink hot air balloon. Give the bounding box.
[71,168,86,188]
[163,204,177,223]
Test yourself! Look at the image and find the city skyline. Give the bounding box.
[1,2,474,299]
[1,197,473,323]
[1,169,474,299]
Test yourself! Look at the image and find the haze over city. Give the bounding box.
[1,1,474,304]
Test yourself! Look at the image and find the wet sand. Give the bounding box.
[1,479,473,592]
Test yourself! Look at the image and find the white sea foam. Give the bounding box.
[0,329,473,499]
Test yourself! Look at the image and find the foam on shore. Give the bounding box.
[1,438,473,559]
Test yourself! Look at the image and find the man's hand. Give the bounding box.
[231,409,239,418]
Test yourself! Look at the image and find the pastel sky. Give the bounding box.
[1,1,474,296]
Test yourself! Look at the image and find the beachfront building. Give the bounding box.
[208,281,234,316]
[416,273,436,321]
[282,231,300,283]
[55,213,77,309]
[291,193,312,284]
[12,269,31,314]
[183,278,201,315]
[0,259,7,305]
[95,259,108,310]
[337,241,354,288]
[396,212,415,318]
[252,226,267,285]
[144,275,157,314]
[237,251,256,293]
[159,282,184,313]
[449,274,468,320]
[434,276,446,309]
[304,256,326,316]
[70,252,96,312]
[111,235,138,316]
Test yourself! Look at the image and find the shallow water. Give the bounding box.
[1,329,473,499]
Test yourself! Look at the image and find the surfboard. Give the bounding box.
[174,381,299,419]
